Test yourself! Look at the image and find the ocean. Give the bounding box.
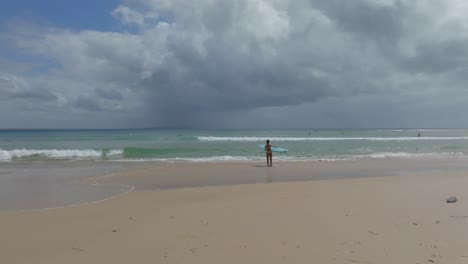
[2,128,468,163]
[3,128,468,211]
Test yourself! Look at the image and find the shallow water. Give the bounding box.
[0,161,144,211]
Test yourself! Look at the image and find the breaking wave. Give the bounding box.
[0,148,123,161]
[197,136,468,142]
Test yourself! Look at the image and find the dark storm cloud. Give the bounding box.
[10,89,57,101]
[96,88,123,100]
[74,95,102,111]
[312,0,405,41]
[402,39,468,74]
[3,0,468,128]
[141,46,332,113]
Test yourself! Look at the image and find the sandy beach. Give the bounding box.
[2,160,468,264]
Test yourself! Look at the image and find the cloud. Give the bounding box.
[313,0,404,41]
[112,5,145,26]
[3,0,468,128]
[95,87,123,100]
[74,95,102,111]
[402,39,468,74]
[0,73,55,101]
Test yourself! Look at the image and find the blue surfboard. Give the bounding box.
[258,144,288,153]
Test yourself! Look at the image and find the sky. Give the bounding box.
[1,0,468,129]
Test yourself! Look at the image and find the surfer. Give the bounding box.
[265,139,273,167]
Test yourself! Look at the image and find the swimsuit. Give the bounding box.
[266,145,272,154]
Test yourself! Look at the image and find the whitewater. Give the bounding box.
[1,129,468,162]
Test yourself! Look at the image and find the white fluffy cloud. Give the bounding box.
[2,0,468,128]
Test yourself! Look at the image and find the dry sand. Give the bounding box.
[2,160,468,264]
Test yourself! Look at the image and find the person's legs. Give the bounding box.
[266,153,270,166]
[267,153,272,167]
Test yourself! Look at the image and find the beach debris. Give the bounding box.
[427,260,435,263]
[413,222,418,226]
[435,220,440,224]
[112,229,118,232]
[447,196,457,203]
[72,247,85,252]
[450,215,468,218]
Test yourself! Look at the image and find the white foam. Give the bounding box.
[367,152,426,158]
[107,149,124,156]
[112,152,468,163]
[114,156,263,163]
[0,148,123,160]
[360,152,465,159]
[375,129,466,132]
[197,136,468,142]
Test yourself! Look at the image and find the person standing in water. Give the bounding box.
[265,139,273,167]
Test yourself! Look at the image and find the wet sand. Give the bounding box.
[0,161,146,211]
[101,157,468,190]
[2,159,468,263]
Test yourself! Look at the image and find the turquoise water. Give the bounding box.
[1,129,468,162]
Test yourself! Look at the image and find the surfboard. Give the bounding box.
[258,144,288,153]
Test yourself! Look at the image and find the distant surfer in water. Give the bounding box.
[265,139,273,167]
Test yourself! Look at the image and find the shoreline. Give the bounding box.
[3,157,468,212]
